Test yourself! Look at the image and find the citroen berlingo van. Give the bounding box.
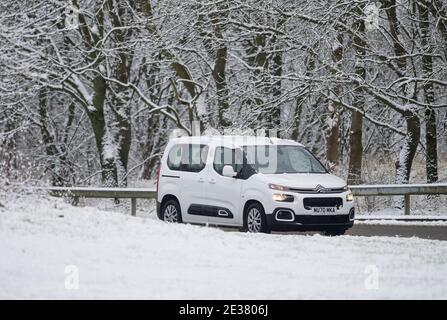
[156,135,355,235]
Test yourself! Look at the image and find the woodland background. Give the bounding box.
[0,0,446,190]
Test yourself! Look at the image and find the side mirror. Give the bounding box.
[222,165,237,178]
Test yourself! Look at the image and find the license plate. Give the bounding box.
[312,207,336,214]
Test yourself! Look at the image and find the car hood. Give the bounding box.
[256,173,347,190]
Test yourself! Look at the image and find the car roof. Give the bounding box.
[168,135,304,147]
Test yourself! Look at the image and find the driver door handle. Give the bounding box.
[209,179,216,184]
[198,178,205,183]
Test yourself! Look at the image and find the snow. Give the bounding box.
[1,194,447,299]
[30,186,156,193]
[355,202,447,217]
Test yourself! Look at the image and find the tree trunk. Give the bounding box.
[270,31,283,131]
[96,0,134,188]
[425,108,438,183]
[291,46,316,141]
[418,1,438,183]
[38,89,58,185]
[347,110,363,184]
[291,98,303,141]
[381,0,407,71]
[1,112,18,180]
[244,34,269,127]
[347,7,365,185]
[38,88,74,186]
[395,111,421,184]
[213,46,230,128]
[326,31,344,168]
[112,55,132,187]
[326,99,340,168]
[382,0,421,187]
[88,74,114,186]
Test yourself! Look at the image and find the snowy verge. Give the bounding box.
[0,194,447,299]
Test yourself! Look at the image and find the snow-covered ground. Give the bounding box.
[1,193,447,299]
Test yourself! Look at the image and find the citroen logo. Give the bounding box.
[315,184,325,193]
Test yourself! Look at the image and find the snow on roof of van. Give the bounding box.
[169,135,304,147]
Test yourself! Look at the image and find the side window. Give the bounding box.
[213,147,243,175]
[167,144,182,170]
[187,144,209,172]
[167,144,208,172]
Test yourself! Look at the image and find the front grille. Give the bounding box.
[303,197,343,210]
[289,187,346,194]
[294,214,350,224]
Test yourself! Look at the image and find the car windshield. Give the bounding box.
[242,145,327,174]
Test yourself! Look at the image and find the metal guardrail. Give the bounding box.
[350,183,447,215]
[37,183,447,217]
[37,187,156,216]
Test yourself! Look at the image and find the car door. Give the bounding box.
[204,146,244,226]
[175,143,210,224]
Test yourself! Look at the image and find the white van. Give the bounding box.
[156,135,355,235]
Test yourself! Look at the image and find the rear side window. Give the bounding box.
[167,144,209,172]
[167,145,182,170]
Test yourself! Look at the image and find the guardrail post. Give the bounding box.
[131,198,137,216]
[404,194,410,215]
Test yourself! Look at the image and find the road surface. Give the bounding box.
[345,223,447,241]
[220,223,447,240]
[268,224,447,241]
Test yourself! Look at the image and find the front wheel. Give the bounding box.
[161,200,183,223]
[244,203,270,233]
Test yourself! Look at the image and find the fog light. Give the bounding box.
[346,192,354,202]
[275,209,295,222]
[273,193,294,202]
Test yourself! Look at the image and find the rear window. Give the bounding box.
[167,144,209,172]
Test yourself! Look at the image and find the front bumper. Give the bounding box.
[266,207,355,232]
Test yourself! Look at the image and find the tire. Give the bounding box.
[322,228,346,236]
[244,202,270,234]
[161,199,183,223]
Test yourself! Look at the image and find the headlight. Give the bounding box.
[273,193,294,202]
[346,192,354,202]
[269,183,290,191]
